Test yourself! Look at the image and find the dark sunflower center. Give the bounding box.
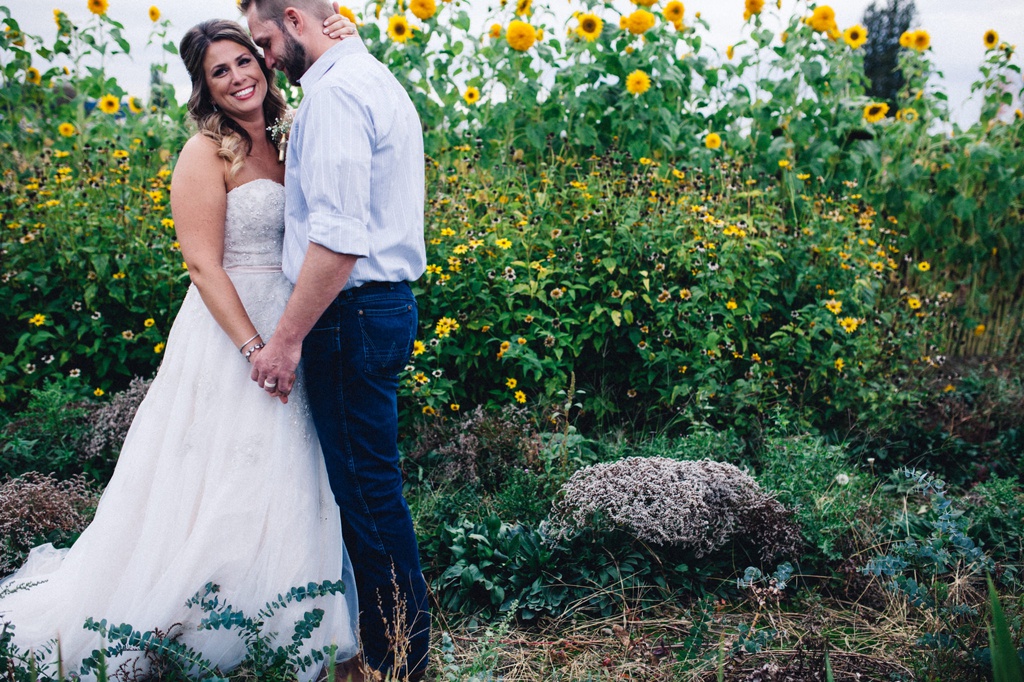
[582,19,596,32]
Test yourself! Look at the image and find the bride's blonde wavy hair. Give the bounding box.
[179,20,287,178]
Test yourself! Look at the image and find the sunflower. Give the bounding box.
[843,24,867,49]
[704,132,722,150]
[387,15,413,42]
[744,0,764,20]
[489,23,502,39]
[463,86,480,105]
[983,29,998,50]
[128,96,144,114]
[899,31,912,48]
[576,12,603,42]
[807,5,836,34]
[26,67,41,85]
[515,0,531,17]
[625,69,651,96]
[148,5,160,21]
[896,108,918,123]
[97,94,120,115]
[726,44,734,60]
[58,122,76,137]
[625,9,655,35]
[506,19,536,51]
[410,0,436,21]
[863,102,889,123]
[88,0,108,15]
[663,1,683,23]
[911,29,930,51]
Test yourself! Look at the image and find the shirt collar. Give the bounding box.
[298,39,367,89]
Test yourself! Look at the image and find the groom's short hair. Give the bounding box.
[240,0,332,24]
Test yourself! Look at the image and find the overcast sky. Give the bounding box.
[9,0,1024,126]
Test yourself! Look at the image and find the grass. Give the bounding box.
[426,587,925,681]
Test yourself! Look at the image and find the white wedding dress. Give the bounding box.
[0,178,358,679]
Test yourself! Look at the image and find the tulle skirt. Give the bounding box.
[0,272,358,680]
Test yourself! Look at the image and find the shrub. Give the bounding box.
[963,475,1024,570]
[1,380,97,480]
[80,376,152,480]
[847,357,1024,486]
[0,472,99,577]
[408,405,540,494]
[547,456,801,562]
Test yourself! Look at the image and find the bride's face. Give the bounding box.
[202,39,267,122]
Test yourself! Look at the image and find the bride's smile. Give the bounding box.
[203,40,267,121]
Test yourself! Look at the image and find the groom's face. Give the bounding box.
[247,13,309,86]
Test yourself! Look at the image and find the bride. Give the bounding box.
[0,14,362,681]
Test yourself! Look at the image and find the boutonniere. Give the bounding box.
[268,110,294,162]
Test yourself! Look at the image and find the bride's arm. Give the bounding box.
[170,136,264,360]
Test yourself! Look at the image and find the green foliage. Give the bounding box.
[0,579,346,682]
[967,476,1024,570]
[1,380,95,480]
[609,427,747,465]
[851,358,1024,486]
[755,434,882,563]
[1,1,1021,427]
[411,151,943,431]
[988,574,1024,682]
[425,514,718,623]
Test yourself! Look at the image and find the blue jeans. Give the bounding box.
[302,282,429,676]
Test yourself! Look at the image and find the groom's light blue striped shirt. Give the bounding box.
[282,39,426,288]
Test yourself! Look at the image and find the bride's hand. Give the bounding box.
[248,347,289,404]
[323,3,359,41]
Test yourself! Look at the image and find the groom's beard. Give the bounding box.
[279,33,310,86]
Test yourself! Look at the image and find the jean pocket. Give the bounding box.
[358,303,415,379]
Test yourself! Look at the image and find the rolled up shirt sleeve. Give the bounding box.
[298,87,374,259]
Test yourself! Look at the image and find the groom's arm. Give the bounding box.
[250,245,355,398]
[251,86,373,398]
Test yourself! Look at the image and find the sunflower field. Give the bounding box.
[3,1,1024,679]
[3,0,1021,430]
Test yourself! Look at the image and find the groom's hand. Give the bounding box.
[250,339,301,404]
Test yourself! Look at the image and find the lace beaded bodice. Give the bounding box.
[222,179,286,270]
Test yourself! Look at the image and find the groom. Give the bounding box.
[241,0,429,678]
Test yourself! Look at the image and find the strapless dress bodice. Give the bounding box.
[222,179,286,271]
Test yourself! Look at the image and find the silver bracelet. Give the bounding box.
[239,332,261,354]
[244,342,265,362]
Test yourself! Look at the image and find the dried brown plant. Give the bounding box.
[81,377,153,461]
[548,457,802,561]
[0,472,99,576]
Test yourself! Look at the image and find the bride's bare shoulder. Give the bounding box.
[177,133,221,164]
[173,134,226,188]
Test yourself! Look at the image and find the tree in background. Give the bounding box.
[862,0,917,107]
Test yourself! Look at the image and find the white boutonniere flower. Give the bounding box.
[268,110,294,162]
